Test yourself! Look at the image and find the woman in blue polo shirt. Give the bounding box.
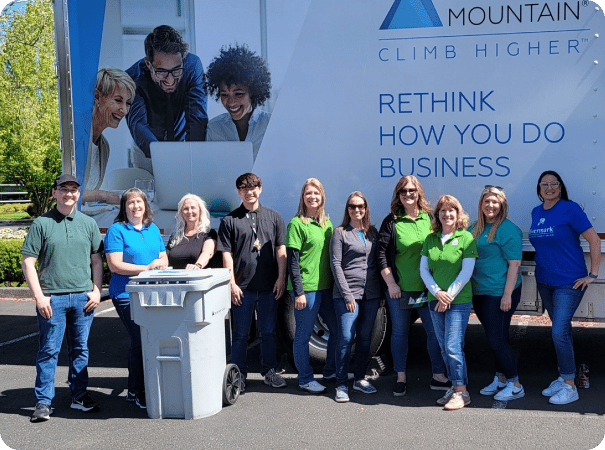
[470,186,524,402]
[104,187,168,409]
[529,170,600,405]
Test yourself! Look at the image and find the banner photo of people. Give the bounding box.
[67,0,604,234]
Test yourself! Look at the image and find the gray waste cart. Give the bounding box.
[126,268,240,419]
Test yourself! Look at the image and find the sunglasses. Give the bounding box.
[347,204,366,210]
[398,189,417,196]
[539,182,561,189]
[484,185,503,190]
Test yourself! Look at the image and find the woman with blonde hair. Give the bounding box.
[82,68,136,206]
[166,194,218,269]
[286,178,336,394]
[420,195,477,410]
[331,191,381,402]
[470,186,524,401]
[377,175,449,397]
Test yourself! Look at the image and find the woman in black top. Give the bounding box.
[166,194,218,269]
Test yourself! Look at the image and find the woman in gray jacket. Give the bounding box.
[331,191,382,403]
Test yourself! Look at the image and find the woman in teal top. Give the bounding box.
[377,175,449,397]
[420,194,477,411]
[286,178,335,394]
[470,186,524,402]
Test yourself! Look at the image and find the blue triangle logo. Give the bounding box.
[380,0,443,29]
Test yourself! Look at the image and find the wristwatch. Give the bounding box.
[589,273,598,279]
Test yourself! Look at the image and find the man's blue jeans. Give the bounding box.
[112,296,145,395]
[429,301,472,386]
[472,284,522,381]
[292,289,337,384]
[35,292,95,405]
[231,290,279,378]
[334,297,380,386]
[537,282,586,380]
[386,293,446,375]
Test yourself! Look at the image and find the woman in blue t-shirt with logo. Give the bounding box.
[470,186,524,402]
[529,170,601,405]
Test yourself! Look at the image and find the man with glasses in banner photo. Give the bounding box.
[126,25,207,172]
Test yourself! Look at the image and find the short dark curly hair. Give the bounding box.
[144,25,189,63]
[204,44,271,108]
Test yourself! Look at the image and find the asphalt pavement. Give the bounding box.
[1,298,605,450]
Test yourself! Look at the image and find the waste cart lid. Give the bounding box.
[129,269,215,284]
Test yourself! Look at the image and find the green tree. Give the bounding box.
[0,0,60,216]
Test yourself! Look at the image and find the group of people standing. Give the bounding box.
[23,169,600,422]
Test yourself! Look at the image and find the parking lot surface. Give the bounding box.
[1,298,604,450]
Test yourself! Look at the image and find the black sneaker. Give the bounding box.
[70,392,100,412]
[393,381,407,397]
[30,403,53,422]
[135,391,146,409]
[430,378,452,391]
[126,391,136,402]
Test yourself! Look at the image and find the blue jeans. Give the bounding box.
[35,292,95,405]
[112,297,144,394]
[386,293,446,374]
[429,301,472,386]
[472,284,522,381]
[292,289,337,384]
[231,290,278,377]
[334,297,380,386]
[537,282,586,380]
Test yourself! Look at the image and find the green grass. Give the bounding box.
[0,211,31,221]
[0,203,31,221]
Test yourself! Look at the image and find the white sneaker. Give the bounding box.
[480,375,506,396]
[542,377,566,397]
[494,382,525,401]
[549,384,579,405]
[299,380,326,394]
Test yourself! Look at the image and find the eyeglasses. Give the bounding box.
[57,187,79,194]
[347,204,366,210]
[540,182,560,189]
[150,65,184,80]
[398,189,417,196]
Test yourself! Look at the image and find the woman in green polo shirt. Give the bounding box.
[420,194,478,411]
[470,186,524,402]
[286,178,335,394]
[377,175,450,397]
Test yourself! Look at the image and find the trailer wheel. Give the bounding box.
[277,293,388,370]
[222,363,241,406]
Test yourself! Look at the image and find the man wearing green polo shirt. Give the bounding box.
[22,174,103,422]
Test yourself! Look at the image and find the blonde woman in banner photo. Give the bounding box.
[82,68,135,208]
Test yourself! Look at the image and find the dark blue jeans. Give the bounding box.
[35,292,95,404]
[429,301,472,386]
[537,282,586,380]
[472,284,522,381]
[292,289,336,384]
[386,293,446,374]
[231,290,278,377]
[112,296,144,394]
[334,297,380,386]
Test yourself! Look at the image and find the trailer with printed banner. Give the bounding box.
[53,0,605,366]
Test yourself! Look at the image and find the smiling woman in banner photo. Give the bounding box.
[529,170,600,405]
[203,44,271,162]
[420,194,478,411]
[82,68,135,206]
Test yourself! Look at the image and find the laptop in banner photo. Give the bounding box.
[149,141,253,212]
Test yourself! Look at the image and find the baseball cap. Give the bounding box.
[54,174,80,188]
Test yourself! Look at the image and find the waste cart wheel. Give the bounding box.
[223,363,241,406]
